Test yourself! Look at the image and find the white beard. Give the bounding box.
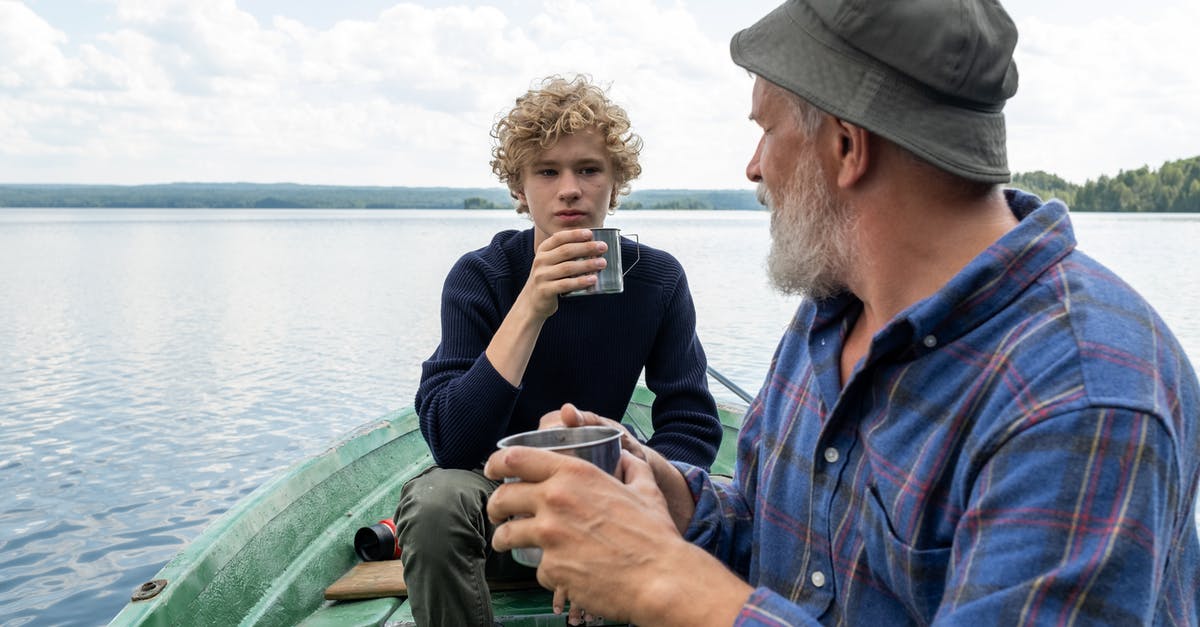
[759,150,857,300]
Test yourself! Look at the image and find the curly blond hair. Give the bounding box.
[491,75,643,213]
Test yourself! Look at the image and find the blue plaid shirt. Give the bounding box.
[680,191,1200,625]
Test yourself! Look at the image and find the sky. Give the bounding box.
[1,0,1198,190]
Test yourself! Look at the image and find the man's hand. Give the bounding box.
[484,447,751,626]
[539,403,697,533]
[537,403,646,461]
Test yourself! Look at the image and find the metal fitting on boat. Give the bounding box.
[131,579,168,601]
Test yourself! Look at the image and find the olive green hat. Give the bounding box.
[731,0,1019,183]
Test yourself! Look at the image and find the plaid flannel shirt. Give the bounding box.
[681,191,1200,625]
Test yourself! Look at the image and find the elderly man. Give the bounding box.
[486,1,1200,625]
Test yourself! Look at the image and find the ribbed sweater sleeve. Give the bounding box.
[641,267,722,467]
[415,240,521,469]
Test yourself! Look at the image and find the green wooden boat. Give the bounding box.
[108,384,747,626]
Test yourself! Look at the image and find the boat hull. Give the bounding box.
[109,386,744,626]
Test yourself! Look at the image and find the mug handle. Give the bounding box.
[622,233,640,276]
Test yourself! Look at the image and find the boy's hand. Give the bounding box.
[518,229,608,319]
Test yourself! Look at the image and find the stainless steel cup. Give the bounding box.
[495,425,623,566]
[564,227,639,297]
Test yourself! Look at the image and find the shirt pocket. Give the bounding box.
[859,485,952,624]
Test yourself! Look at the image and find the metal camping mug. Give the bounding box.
[564,227,639,297]
[495,425,623,567]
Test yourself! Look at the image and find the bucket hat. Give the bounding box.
[731,0,1019,183]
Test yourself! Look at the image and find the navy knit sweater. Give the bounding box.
[415,228,722,470]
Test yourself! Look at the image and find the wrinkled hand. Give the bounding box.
[484,448,682,622]
[519,229,608,320]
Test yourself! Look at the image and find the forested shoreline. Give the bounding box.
[1012,155,1200,212]
[3,155,1197,211]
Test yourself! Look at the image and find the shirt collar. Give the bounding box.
[812,189,1076,361]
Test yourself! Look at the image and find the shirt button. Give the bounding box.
[823,447,840,463]
[923,334,938,348]
[811,571,826,588]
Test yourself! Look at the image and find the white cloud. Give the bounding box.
[0,0,764,188]
[0,0,1196,188]
[1007,2,1200,182]
[0,2,79,88]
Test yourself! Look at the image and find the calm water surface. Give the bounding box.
[0,208,1197,625]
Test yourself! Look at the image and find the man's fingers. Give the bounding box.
[558,404,646,464]
[489,509,520,551]
[485,447,614,523]
[552,587,568,615]
[558,403,588,427]
[617,449,655,487]
[484,444,566,483]
[541,403,609,429]
[558,403,619,431]
[567,602,586,625]
[490,509,544,555]
[538,409,565,430]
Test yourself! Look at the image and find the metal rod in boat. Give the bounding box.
[706,365,755,404]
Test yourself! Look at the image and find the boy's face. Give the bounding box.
[517,129,617,247]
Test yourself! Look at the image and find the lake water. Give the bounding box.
[1,208,1198,625]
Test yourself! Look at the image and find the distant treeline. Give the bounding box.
[0,183,518,210]
[2,156,1197,211]
[0,183,763,211]
[1013,155,1200,212]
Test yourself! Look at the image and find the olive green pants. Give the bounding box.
[394,466,536,627]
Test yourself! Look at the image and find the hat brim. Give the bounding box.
[731,1,1010,183]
